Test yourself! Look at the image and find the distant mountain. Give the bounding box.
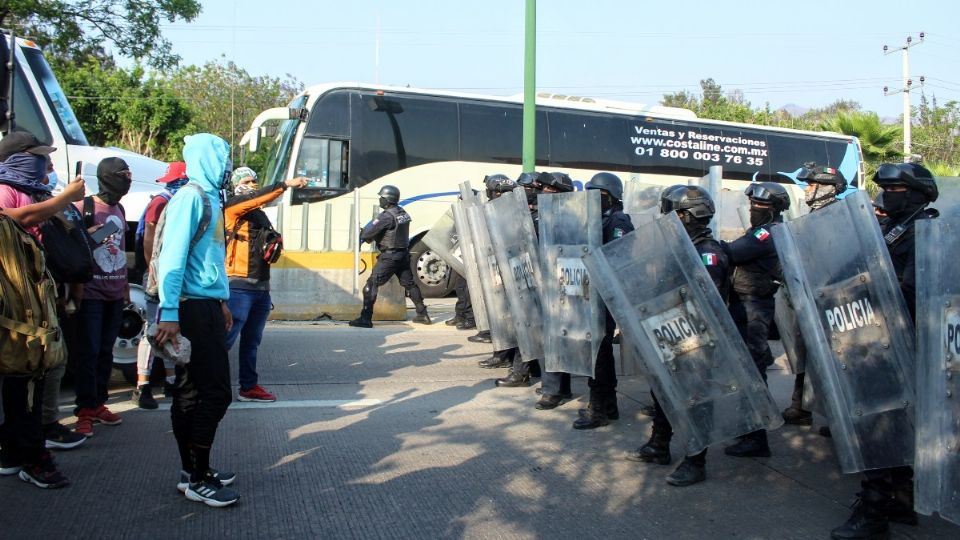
[780,103,810,116]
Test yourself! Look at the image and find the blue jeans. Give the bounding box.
[225,289,271,391]
[71,299,124,412]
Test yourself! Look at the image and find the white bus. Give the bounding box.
[240,83,864,319]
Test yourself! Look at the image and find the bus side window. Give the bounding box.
[295,137,349,189]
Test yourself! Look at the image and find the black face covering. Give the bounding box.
[750,207,774,228]
[379,196,391,209]
[96,157,132,206]
[882,190,928,219]
[600,192,613,212]
[524,185,539,205]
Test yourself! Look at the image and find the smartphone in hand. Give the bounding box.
[89,221,120,244]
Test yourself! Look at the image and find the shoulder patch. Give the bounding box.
[753,228,771,242]
[613,227,625,239]
[701,253,718,266]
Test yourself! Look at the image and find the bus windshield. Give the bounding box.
[263,95,308,185]
[21,46,88,145]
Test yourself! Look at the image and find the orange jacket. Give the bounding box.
[224,182,285,283]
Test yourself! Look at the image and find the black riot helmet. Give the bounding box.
[745,182,791,212]
[378,185,400,208]
[542,172,575,193]
[516,171,542,188]
[483,173,517,199]
[585,172,624,201]
[659,184,716,219]
[873,162,939,203]
[797,163,847,191]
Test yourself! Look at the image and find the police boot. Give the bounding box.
[573,396,612,430]
[886,482,918,526]
[467,331,492,343]
[456,319,476,330]
[626,431,672,465]
[495,371,530,388]
[782,406,813,426]
[412,306,431,325]
[535,393,569,410]
[830,491,890,540]
[478,355,513,369]
[666,455,706,487]
[724,430,771,458]
[445,316,463,326]
[348,311,373,328]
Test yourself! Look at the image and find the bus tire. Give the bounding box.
[409,236,455,297]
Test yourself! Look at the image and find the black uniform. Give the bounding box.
[584,207,634,402]
[856,208,938,522]
[357,205,427,320]
[650,230,730,464]
[722,224,780,382]
[452,273,474,325]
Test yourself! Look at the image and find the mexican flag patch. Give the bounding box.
[701,253,718,266]
[753,228,770,241]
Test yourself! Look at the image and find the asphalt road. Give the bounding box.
[1,299,956,540]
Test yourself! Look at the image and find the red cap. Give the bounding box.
[156,161,188,183]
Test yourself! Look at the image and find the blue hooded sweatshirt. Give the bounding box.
[157,134,231,322]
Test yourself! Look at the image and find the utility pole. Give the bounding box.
[522,0,536,173]
[883,33,924,162]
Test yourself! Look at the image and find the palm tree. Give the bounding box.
[820,111,903,193]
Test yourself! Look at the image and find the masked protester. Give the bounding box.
[130,162,191,410]
[223,167,308,402]
[69,158,132,438]
[349,185,431,328]
[154,133,240,508]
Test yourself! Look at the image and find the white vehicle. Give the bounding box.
[2,33,167,380]
[240,82,864,319]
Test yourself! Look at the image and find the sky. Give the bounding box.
[157,0,960,120]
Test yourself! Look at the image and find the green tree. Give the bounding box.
[913,96,960,167]
[0,0,201,68]
[54,58,194,160]
[169,59,303,164]
[819,111,901,178]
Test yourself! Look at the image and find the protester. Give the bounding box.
[224,167,307,402]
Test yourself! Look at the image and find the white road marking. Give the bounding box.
[59,399,382,414]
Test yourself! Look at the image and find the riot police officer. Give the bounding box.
[478,174,522,370]
[496,171,573,385]
[627,184,728,486]
[831,163,939,540]
[571,172,634,427]
[720,182,790,458]
[349,185,431,328]
[782,164,848,427]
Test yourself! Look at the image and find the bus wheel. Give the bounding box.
[410,238,454,297]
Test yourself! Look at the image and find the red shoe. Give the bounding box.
[74,414,94,438]
[92,405,122,425]
[238,385,277,403]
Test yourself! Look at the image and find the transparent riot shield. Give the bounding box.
[539,190,605,376]
[451,184,489,332]
[772,190,916,474]
[462,185,517,351]
[622,179,664,227]
[421,206,465,276]
[485,189,544,361]
[915,206,960,525]
[775,288,806,375]
[583,211,782,454]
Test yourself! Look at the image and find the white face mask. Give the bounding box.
[234,183,256,196]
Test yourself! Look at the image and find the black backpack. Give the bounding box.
[31,193,96,284]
